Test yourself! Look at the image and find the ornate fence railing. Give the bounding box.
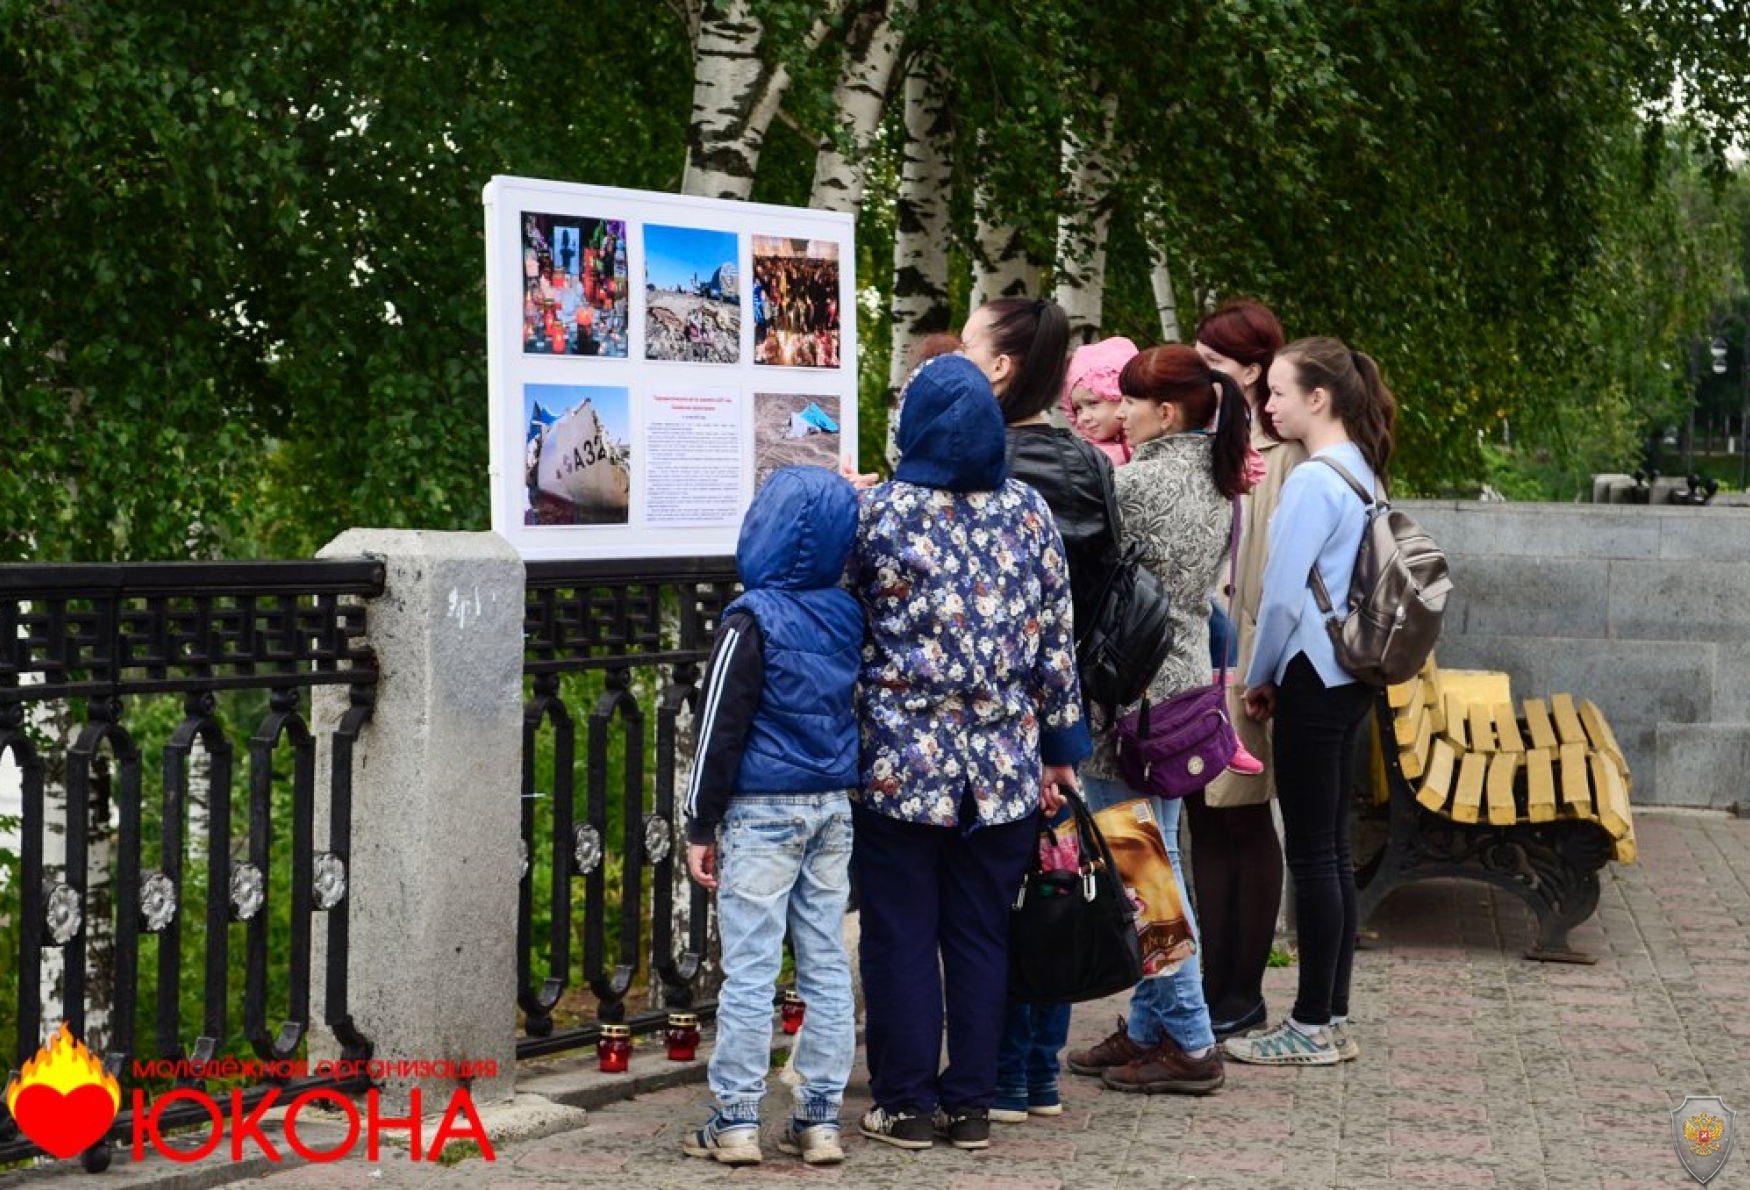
[0,561,382,1170]
[516,556,739,1060]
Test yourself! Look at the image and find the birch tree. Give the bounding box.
[1052,95,1122,344]
[884,53,956,459]
[810,0,913,213]
[680,0,845,199]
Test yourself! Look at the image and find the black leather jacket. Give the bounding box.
[1005,424,1122,633]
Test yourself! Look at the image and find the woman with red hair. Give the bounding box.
[1065,344,1250,1096]
[1186,300,1300,1041]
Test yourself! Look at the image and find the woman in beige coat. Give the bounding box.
[1186,300,1305,1039]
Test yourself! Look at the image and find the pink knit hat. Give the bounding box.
[1060,336,1140,421]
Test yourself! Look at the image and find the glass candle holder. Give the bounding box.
[597,1023,632,1073]
[780,990,806,1036]
[665,1012,700,1062]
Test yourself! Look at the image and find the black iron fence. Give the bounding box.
[0,562,382,1171]
[0,553,743,1169]
[517,556,739,1059]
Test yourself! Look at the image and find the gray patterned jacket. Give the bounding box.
[1082,432,1233,782]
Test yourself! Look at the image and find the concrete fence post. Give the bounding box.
[311,530,526,1109]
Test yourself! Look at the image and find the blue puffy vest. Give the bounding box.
[725,586,862,793]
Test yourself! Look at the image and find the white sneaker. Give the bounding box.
[777,1120,844,1165]
[1222,1020,1340,1066]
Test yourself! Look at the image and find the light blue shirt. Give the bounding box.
[1244,442,1377,689]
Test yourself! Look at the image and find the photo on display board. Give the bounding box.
[751,237,840,368]
[523,383,632,525]
[521,212,628,358]
[644,225,741,364]
[753,392,843,489]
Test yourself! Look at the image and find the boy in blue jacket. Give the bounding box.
[682,465,863,1166]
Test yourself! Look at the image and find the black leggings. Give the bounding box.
[1272,652,1373,1026]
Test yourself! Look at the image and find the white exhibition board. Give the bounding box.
[483,176,858,560]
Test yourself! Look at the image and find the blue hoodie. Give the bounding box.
[893,354,1009,491]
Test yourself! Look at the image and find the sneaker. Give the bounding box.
[1226,740,1265,775]
[989,1098,1030,1125]
[1100,1035,1226,1095]
[1027,1088,1063,1117]
[860,1106,934,1150]
[933,1106,991,1150]
[1223,1020,1341,1066]
[681,1112,762,1165]
[1326,1021,1360,1062]
[777,1120,845,1165]
[1066,1016,1150,1075]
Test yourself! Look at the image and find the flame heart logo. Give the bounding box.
[5,1023,121,1160]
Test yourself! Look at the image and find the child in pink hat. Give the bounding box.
[1061,337,1139,465]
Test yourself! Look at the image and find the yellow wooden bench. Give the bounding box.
[1358,655,1635,962]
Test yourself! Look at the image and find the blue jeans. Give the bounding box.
[995,1000,1070,1109]
[709,793,856,1124]
[1078,775,1215,1052]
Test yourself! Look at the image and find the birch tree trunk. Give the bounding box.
[809,0,912,214]
[1147,234,1183,343]
[1052,96,1121,345]
[968,208,1044,307]
[681,0,843,199]
[885,53,955,464]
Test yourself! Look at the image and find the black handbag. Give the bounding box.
[1076,478,1173,710]
[1007,790,1143,1004]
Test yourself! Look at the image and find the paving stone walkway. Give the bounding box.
[18,808,1745,1189]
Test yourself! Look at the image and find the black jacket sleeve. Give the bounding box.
[682,610,765,844]
[1005,426,1122,631]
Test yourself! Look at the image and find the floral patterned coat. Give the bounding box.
[851,479,1090,830]
[1083,433,1233,782]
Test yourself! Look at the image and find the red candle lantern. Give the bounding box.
[597,1023,632,1073]
[780,990,806,1036]
[665,1012,700,1062]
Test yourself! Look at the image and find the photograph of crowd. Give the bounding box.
[753,392,842,489]
[521,212,628,358]
[751,236,841,368]
[644,225,740,364]
[523,383,632,526]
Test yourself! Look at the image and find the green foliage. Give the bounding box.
[5,0,1750,567]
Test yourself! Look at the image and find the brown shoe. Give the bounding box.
[1100,1035,1225,1095]
[1066,1017,1150,1076]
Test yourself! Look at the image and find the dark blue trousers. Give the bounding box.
[852,800,1035,1114]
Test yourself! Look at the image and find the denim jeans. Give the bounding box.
[995,1000,1070,1109]
[709,793,855,1124]
[1078,775,1215,1052]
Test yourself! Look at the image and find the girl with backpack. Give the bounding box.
[1229,336,1396,1067]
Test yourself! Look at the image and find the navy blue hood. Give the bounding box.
[736,466,859,591]
[893,354,1009,492]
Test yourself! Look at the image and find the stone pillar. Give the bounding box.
[311,530,525,1109]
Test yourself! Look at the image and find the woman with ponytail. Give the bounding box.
[1065,344,1250,1096]
[1187,300,1297,1041]
[1226,336,1396,1069]
[964,297,1126,1125]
